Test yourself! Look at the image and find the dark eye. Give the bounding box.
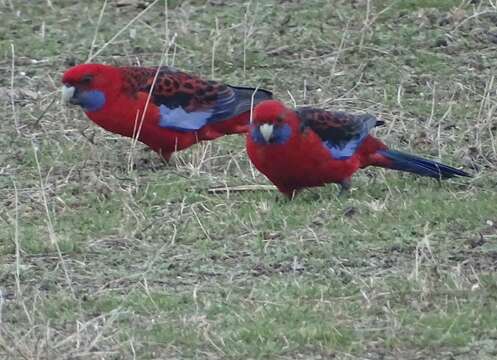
[80,74,93,85]
[276,115,284,124]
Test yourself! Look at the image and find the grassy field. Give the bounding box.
[1,0,497,358]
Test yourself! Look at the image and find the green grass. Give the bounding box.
[392,0,461,11]
[1,0,497,359]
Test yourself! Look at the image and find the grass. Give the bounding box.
[1,0,497,358]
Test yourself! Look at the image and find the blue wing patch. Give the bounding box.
[323,123,370,160]
[209,89,237,121]
[158,89,237,132]
[158,105,213,131]
[155,82,272,132]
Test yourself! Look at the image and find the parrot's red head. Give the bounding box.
[250,100,295,145]
[62,63,122,112]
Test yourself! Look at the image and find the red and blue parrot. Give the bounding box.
[247,100,470,198]
[62,63,272,160]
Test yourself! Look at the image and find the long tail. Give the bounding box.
[230,86,273,113]
[375,149,471,179]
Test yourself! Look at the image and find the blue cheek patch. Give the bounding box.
[272,124,292,144]
[250,124,292,145]
[80,90,106,112]
[158,105,212,132]
[250,126,266,144]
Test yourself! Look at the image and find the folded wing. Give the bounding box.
[297,107,384,159]
[122,66,272,132]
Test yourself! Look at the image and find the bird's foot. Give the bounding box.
[338,180,352,197]
[159,152,173,166]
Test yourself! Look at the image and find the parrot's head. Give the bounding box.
[62,63,121,112]
[250,100,295,145]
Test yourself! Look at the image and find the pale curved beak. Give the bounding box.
[259,123,274,143]
[61,85,75,104]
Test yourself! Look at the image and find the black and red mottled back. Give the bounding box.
[297,108,383,145]
[121,66,226,111]
[119,66,272,131]
[296,107,383,159]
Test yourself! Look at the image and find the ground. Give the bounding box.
[1,0,497,359]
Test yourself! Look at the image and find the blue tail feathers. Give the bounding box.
[377,149,470,179]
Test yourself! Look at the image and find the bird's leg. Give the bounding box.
[158,150,173,166]
[338,179,352,197]
[276,187,298,201]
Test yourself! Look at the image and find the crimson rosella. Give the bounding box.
[246,100,470,198]
[62,63,272,160]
